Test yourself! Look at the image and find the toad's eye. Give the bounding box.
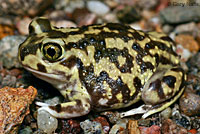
[42,43,62,61]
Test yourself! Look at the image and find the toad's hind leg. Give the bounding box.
[120,67,186,118]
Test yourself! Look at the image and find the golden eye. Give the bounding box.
[42,43,62,61]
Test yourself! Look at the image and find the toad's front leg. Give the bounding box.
[120,66,186,118]
[36,96,91,118]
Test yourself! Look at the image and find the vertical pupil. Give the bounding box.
[47,47,56,57]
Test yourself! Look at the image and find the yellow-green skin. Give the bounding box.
[18,17,186,119]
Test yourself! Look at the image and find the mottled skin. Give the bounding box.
[18,17,186,119]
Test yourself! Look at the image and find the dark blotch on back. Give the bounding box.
[160,36,174,43]
[131,77,142,100]
[163,75,176,88]
[132,32,145,41]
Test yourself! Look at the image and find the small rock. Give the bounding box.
[161,119,188,134]
[138,119,151,127]
[101,111,121,124]
[160,107,172,119]
[0,35,26,69]
[139,125,161,134]
[190,117,200,130]
[103,13,118,23]
[109,124,127,134]
[93,116,110,133]
[188,128,197,134]
[44,96,62,106]
[53,20,77,28]
[109,119,129,134]
[117,6,141,23]
[175,34,199,52]
[172,105,191,129]
[58,0,85,13]
[87,1,110,16]
[0,0,53,16]
[162,24,174,34]
[1,75,17,87]
[186,52,200,75]
[176,44,192,62]
[37,109,58,134]
[128,120,140,134]
[80,119,103,134]
[72,8,97,26]
[160,6,200,24]
[179,91,200,116]
[136,0,159,9]
[130,23,142,30]
[16,17,32,35]
[155,0,170,12]
[19,126,33,134]
[54,0,70,10]
[174,22,198,35]
[32,129,46,134]
[0,86,37,134]
[48,10,71,22]
[10,68,22,77]
[60,119,81,134]
[0,24,14,40]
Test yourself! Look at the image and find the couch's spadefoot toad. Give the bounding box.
[18,17,186,119]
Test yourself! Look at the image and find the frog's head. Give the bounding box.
[18,17,75,84]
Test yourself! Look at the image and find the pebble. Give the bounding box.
[37,109,58,134]
[16,17,32,35]
[1,75,17,87]
[128,120,140,134]
[19,126,33,134]
[0,24,14,39]
[172,105,191,130]
[160,107,172,119]
[136,0,159,9]
[93,116,110,133]
[0,86,37,134]
[80,119,103,134]
[179,91,200,116]
[60,119,81,134]
[63,0,85,13]
[186,52,200,75]
[0,0,53,16]
[160,6,200,24]
[44,96,62,106]
[175,34,199,52]
[72,8,97,26]
[53,20,77,28]
[101,111,121,124]
[139,125,161,134]
[161,119,188,134]
[103,13,118,23]
[190,117,200,130]
[0,35,26,69]
[176,44,192,62]
[174,22,198,35]
[138,119,151,127]
[109,119,128,134]
[162,24,174,33]
[87,1,110,16]
[117,6,141,23]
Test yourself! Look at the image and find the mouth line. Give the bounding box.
[23,66,67,82]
